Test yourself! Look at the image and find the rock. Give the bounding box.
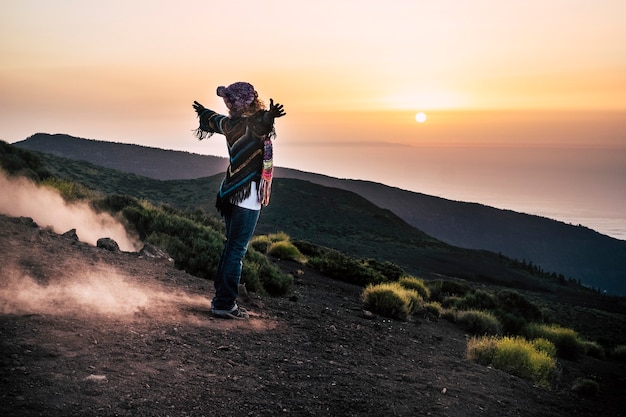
[362,310,376,320]
[139,243,173,261]
[62,228,79,241]
[84,374,108,383]
[97,237,119,252]
[12,216,37,227]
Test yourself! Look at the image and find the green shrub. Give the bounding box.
[494,290,543,323]
[492,290,543,335]
[571,378,599,397]
[99,196,292,295]
[267,240,306,263]
[422,301,442,319]
[363,283,421,320]
[531,338,557,358]
[250,235,271,254]
[611,345,626,361]
[42,178,98,201]
[244,249,293,295]
[292,239,326,257]
[497,312,529,336]
[524,323,583,360]
[240,250,264,293]
[404,289,423,314]
[467,335,499,365]
[366,259,405,282]
[457,289,496,311]
[308,250,387,286]
[441,309,456,322]
[98,194,142,212]
[398,276,430,300]
[581,340,605,359]
[267,231,290,242]
[456,310,502,335]
[427,279,471,301]
[441,295,462,309]
[185,208,225,234]
[0,140,51,180]
[293,241,405,286]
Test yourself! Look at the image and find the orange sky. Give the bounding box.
[1,1,625,152]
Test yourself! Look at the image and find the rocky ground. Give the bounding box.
[1,214,624,417]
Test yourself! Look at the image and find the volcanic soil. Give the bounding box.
[0,214,624,417]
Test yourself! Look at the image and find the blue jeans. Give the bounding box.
[212,205,260,311]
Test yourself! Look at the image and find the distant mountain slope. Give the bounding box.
[274,169,626,295]
[12,133,626,295]
[13,133,228,180]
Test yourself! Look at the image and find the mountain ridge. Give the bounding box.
[12,133,626,295]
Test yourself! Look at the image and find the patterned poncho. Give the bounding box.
[195,108,275,215]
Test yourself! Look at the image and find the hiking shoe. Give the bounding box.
[212,303,249,320]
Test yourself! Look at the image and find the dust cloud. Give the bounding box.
[0,171,140,251]
[0,264,211,319]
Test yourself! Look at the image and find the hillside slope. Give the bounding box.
[12,133,626,295]
[276,169,626,295]
[24,150,571,294]
[1,214,625,417]
[13,132,229,180]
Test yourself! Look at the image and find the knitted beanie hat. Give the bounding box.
[216,82,256,114]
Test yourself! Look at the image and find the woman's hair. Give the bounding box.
[240,96,266,117]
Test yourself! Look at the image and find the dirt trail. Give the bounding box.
[1,215,624,417]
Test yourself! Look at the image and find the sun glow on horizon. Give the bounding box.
[415,112,427,123]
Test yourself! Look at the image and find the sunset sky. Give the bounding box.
[2,0,625,149]
[2,1,626,238]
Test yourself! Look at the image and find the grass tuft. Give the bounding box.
[362,283,422,321]
[267,240,306,263]
[398,276,431,300]
[524,323,583,360]
[571,378,600,397]
[456,309,502,335]
[468,335,557,387]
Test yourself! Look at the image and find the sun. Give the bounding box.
[415,112,427,123]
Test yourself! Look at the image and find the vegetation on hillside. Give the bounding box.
[6,143,584,296]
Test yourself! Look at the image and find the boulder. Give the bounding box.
[62,228,79,241]
[139,243,173,262]
[97,237,119,252]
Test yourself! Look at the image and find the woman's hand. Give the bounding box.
[192,101,206,116]
[269,99,286,118]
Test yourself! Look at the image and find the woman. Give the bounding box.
[192,82,286,319]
